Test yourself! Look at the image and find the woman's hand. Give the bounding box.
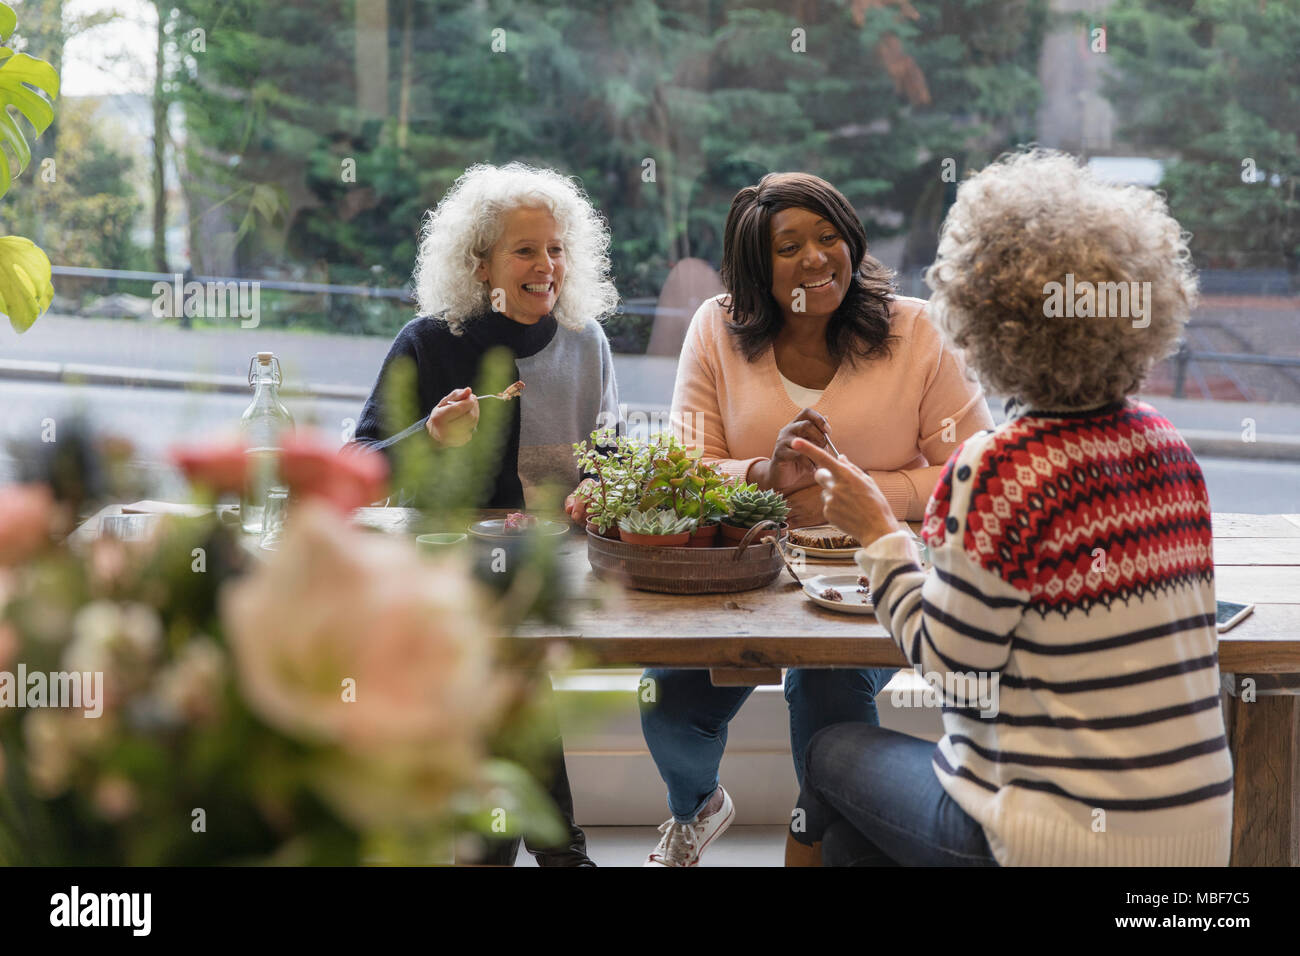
[752,408,833,494]
[564,478,596,527]
[791,437,901,547]
[426,387,479,447]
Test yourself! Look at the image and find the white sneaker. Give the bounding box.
[643,787,735,867]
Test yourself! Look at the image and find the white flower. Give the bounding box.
[155,638,225,724]
[63,601,163,710]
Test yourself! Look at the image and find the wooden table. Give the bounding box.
[509,511,1300,868]
[75,505,1300,865]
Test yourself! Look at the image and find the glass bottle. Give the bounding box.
[239,352,294,534]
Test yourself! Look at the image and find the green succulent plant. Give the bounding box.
[571,428,649,533]
[676,458,737,525]
[640,443,705,516]
[573,429,764,533]
[618,508,696,537]
[572,429,691,532]
[722,487,791,528]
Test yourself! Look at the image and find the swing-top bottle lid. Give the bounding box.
[256,351,274,363]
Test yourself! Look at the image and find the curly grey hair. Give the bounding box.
[412,162,620,334]
[925,149,1198,409]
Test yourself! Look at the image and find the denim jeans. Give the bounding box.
[639,667,896,822]
[791,722,997,866]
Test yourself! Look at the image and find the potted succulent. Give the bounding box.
[617,507,696,547]
[679,459,736,548]
[638,443,698,513]
[571,428,643,538]
[720,486,792,544]
[582,485,633,539]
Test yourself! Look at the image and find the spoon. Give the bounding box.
[774,539,807,588]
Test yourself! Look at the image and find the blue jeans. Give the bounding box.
[791,722,997,866]
[639,667,896,822]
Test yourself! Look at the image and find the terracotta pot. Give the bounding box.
[686,523,720,548]
[619,530,691,547]
[586,521,620,540]
[720,521,787,544]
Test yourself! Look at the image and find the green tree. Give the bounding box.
[1104,0,1300,271]
[0,97,142,274]
[168,0,1046,336]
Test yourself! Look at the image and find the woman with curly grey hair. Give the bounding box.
[355,161,620,510]
[787,149,1232,866]
[354,162,622,866]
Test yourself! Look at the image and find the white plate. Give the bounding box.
[802,573,875,614]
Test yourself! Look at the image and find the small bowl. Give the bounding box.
[416,532,468,554]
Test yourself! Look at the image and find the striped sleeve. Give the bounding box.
[855,435,1027,678]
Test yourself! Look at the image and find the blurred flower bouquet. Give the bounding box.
[0,424,564,865]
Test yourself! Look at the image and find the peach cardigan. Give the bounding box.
[670,294,994,527]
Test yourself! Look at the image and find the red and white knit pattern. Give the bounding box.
[859,400,1233,866]
[922,402,1215,613]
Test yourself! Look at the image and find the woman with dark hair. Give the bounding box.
[639,172,993,866]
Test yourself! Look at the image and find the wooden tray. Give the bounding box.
[587,520,787,594]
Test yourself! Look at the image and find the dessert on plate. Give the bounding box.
[787,524,860,550]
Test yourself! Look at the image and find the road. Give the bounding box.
[2,379,1295,514]
[0,314,681,406]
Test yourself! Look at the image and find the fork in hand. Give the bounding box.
[369,381,525,451]
[472,380,525,402]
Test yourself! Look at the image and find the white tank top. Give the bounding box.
[778,369,825,409]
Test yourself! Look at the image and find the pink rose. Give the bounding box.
[0,622,16,672]
[0,483,54,566]
[280,433,389,513]
[221,501,503,753]
[171,440,249,495]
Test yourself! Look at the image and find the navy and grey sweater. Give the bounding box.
[353,308,620,508]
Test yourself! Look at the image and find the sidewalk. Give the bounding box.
[3,314,1298,461]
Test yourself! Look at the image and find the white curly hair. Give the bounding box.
[411,162,620,334]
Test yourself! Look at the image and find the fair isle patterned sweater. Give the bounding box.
[856,399,1233,866]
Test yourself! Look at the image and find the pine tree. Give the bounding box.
[1104,0,1300,271]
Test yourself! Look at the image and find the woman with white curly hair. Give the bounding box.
[787,149,1233,866]
[355,161,620,512]
[354,162,622,867]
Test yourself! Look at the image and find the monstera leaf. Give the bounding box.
[0,236,54,332]
[0,2,58,333]
[0,14,59,198]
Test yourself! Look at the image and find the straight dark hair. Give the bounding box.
[719,172,896,363]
